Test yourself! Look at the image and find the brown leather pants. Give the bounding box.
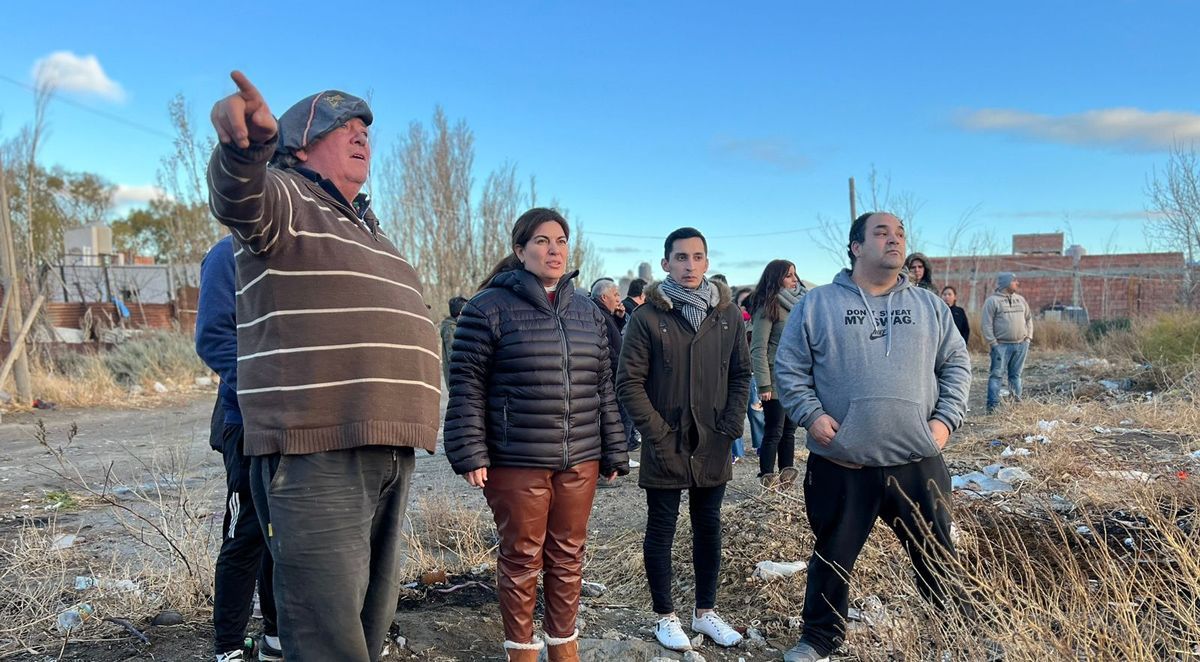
[483,461,600,643]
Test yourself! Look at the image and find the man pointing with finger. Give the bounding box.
[773,212,971,662]
[207,72,441,662]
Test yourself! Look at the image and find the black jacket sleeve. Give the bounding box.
[442,300,495,474]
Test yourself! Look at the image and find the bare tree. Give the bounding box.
[1145,142,1200,304]
[155,94,220,289]
[808,212,850,269]
[377,107,600,313]
[855,164,926,252]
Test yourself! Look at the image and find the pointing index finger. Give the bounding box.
[230,70,262,101]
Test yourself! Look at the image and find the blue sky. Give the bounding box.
[2,1,1198,285]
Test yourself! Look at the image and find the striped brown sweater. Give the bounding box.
[207,141,441,456]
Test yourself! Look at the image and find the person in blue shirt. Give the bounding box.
[196,235,281,662]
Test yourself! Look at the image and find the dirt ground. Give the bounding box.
[0,351,1193,661]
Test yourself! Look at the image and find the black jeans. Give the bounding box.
[213,422,277,654]
[643,484,726,615]
[758,398,797,476]
[800,453,961,656]
[251,446,415,662]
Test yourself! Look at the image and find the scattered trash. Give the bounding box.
[1123,537,1135,548]
[1099,379,1123,391]
[419,569,447,585]
[1076,358,1111,369]
[1189,450,1200,462]
[1095,470,1153,483]
[982,464,1004,477]
[195,376,214,387]
[56,603,95,633]
[848,595,888,628]
[1076,526,1092,536]
[1023,435,1049,444]
[1037,420,1063,433]
[75,576,141,593]
[996,467,1033,484]
[103,616,150,644]
[1049,495,1076,514]
[1001,446,1031,458]
[753,560,808,581]
[988,439,1004,447]
[153,382,168,393]
[581,580,607,597]
[50,533,77,550]
[1119,419,1135,426]
[1093,426,1112,434]
[393,635,407,649]
[952,472,1014,495]
[150,610,184,626]
[129,385,144,396]
[32,399,58,410]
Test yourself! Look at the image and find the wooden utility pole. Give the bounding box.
[849,177,857,224]
[0,150,33,404]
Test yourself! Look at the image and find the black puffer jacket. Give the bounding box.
[443,269,629,476]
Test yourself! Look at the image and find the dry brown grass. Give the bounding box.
[402,489,496,579]
[588,383,1200,660]
[0,424,219,656]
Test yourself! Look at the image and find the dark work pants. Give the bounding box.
[801,453,960,656]
[213,421,277,654]
[643,484,726,615]
[758,398,797,476]
[251,446,415,662]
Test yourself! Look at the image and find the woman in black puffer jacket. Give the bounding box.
[443,207,628,662]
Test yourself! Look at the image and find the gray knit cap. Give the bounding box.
[274,90,372,158]
[997,272,1016,290]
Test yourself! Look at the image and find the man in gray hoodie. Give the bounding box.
[773,212,971,662]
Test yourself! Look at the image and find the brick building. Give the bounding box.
[926,233,1193,321]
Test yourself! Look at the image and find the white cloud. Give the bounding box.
[32,51,124,101]
[956,107,1200,151]
[712,136,809,172]
[112,184,166,208]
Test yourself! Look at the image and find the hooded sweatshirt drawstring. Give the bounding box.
[854,286,895,357]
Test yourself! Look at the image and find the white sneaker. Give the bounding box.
[692,609,743,647]
[629,459,640,468]
[216,651,245,662]
[654,614,692,651]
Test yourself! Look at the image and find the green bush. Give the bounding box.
[1136,311,1200,379]
[102,331,207,386]
[1086,318,1132,343]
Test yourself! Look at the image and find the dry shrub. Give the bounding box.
[24,332,211,408]
[1033,318,1088,351]
[0,424,220,656]
[588,391,1200,660]
[403,489,496,579]
[1136,311,1200,383]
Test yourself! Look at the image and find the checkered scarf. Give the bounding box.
[660,275,714,332]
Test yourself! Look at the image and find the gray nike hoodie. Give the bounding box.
[774,269,971,467]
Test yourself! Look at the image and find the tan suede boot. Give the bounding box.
[546,629,580,662]
[503,637,544,662]
[759,472,779,490]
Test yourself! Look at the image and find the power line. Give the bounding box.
[587,224,825,241]
[0,73,175,141]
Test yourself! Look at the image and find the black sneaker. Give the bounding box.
[258,635,283,661]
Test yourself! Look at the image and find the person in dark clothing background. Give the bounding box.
[196,235,281,662]
[941,286,971,345]
[905,252,938,293]
[591,278,640,480]
[444,208,628,662]
[440,297,468,387]
[622,278,647,321]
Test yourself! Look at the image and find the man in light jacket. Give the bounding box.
[981,272,1032,414]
